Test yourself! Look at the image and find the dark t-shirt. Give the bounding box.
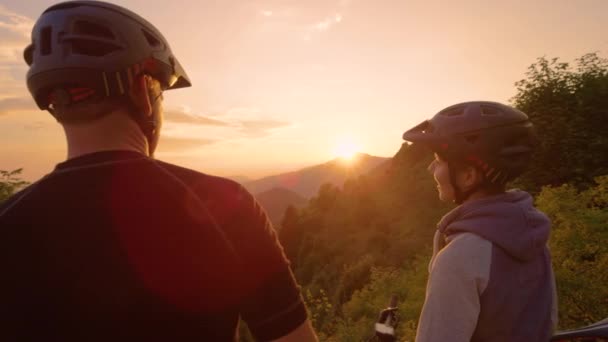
[0,151,307,341]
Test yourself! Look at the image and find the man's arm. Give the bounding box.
[415,233,491,342]
[228,185,317,341]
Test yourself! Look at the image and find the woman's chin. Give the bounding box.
[438,190,454,203]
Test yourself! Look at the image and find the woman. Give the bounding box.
[402,101,558,342]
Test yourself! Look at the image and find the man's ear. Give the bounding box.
[129,74,153,118]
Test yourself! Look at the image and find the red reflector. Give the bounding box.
[143,58,157,71]
[68,87,92,94]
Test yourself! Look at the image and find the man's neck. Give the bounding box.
[62,111,149,160]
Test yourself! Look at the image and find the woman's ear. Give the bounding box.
[129,74,153,118]
[459,165,482,190]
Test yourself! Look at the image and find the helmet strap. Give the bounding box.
[124,98,158,156]
[131,114,157,156]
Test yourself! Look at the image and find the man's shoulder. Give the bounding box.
[152,159,254,207]
[154,160,239,189]
[0,183,38,215]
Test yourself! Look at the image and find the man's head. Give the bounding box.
[23,1,190,155]
[403,101,536,204]
[51,74,165,155]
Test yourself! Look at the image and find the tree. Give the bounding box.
[278,205,303,267]
[511,53,608,193]
[0,169,29,203]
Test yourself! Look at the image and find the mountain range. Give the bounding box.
[243,153,389,227]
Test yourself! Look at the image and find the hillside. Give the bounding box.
[244,153,389,198]
[274,53,608,340]
[254,187,307,228]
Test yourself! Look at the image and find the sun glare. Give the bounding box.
[334,140,360,161]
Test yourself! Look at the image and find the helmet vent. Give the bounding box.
[73,21,115,39]
[41,26,52,56]
[481,105,502,116]
[142,29,161,47]
[71,21,119,57]
[440,107,464,117]
[420,121,434,133]
[72,40,120,57]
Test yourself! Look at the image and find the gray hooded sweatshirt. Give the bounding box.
[415,190,557,342]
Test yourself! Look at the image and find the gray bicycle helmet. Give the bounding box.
[24,1,191,110]
[403,101,535,203]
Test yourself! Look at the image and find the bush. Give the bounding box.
[0,169,29,203]
[537,176,608,328]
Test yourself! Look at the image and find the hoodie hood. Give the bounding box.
[437,190,551,261]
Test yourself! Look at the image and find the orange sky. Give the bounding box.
[1,0,607,181]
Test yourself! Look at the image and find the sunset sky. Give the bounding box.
[1,0,607,181]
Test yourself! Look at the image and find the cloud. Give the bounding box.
[0,5,34,65]
[0,96,36,115]
[260,10,273,17]
[163,105,292,141]
[223,107,292,138]
[0,5,33,36]
[238,119,291,138]
[249,2,346,40]
[164,108,230,126]
[225,106,262,118]
[23,121,47,130]
[157,136,216,152]
[313,14,342,31]
[0,6,34,102]
[303,13,343,40]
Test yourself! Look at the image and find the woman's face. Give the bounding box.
[427,153,455,202]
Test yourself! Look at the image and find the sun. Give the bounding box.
[333,140,360,161]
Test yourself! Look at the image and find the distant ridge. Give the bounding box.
[227,175,252,184]
[244,153,389,198]
[254,187,307,228]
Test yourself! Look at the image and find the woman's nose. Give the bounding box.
[427,160,436,173]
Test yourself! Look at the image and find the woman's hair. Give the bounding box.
[439,154,506,195]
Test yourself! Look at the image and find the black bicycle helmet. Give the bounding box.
[24,1,191,110]
[403,101,535,202]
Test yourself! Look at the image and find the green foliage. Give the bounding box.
[304,288,336,338]
[511,53,608,193]
[335,256,430,342]
[536,176,608,329]
[0,168,29,203]
[277,143,448,339]
[279,205,303,267]
[277,53,608,340]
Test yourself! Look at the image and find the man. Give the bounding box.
[402,101,558,341]
[0,2,317,341]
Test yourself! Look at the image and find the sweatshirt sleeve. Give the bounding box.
[415,233,492,342]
